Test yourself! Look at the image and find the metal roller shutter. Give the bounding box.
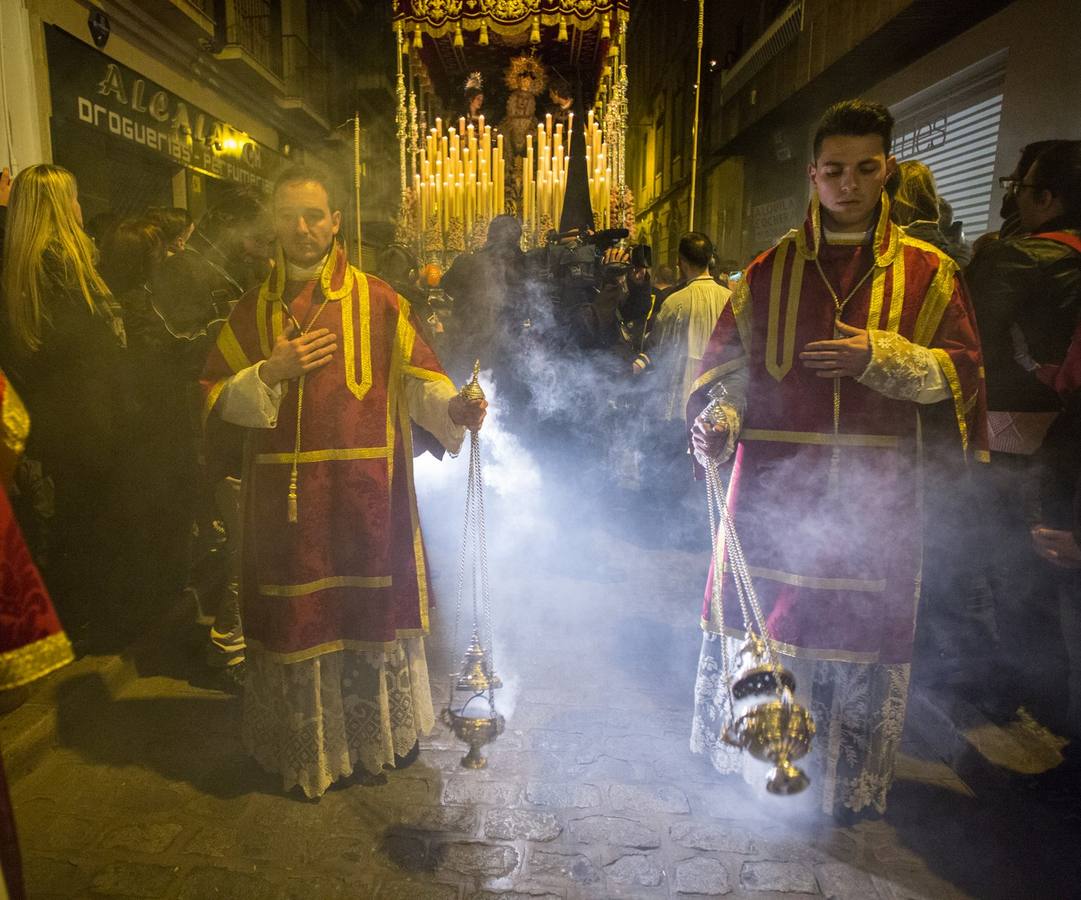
[891,52,1008,239]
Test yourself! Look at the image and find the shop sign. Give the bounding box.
[751,196,800,248]
[894,115,948,158]
[45,25,283,191]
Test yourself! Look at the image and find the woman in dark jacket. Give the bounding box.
[0,164,126,636]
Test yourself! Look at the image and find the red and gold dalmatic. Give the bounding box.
[0,371,74,689]
[1,369,73,900]
[200,244,452,664]
[688,194,987,815]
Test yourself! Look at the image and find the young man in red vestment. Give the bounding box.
[201,167,486,798]
[687,100,987,819]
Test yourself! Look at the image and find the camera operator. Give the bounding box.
[440,215,526,382]
[571,244,631,350]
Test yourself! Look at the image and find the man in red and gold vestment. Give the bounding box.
[201,167,486,798]
[1,368,74,898]
[688,100,987,819]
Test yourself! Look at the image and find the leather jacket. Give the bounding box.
[966,218,1081,412]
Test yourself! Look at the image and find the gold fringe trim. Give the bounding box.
[746,565,886,593]
[395,5,629,40]
[930,348,969,457]
[699,620,880,665]
[255,446,391,464]
[740,428,898,448]
[245,631,428,664]
[0,631,75,691]
[259,575,393,597]
[2,380,30,458]
[690,356,748,396]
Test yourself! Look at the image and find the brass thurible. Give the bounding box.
[460,359,485,405]
[443,360,504,769]
[702,381,817,795]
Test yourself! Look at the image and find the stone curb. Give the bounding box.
[905,683,1038,795]
[1,593,197,783]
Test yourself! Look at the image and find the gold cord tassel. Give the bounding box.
[287,470,299,523]
[288,376,305,523]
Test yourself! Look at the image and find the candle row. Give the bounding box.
[521,110,612,246]
[413,115,505,252]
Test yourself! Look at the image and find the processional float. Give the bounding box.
[441,362,504,768]
[700,384,817,794]
[391,0,632,263]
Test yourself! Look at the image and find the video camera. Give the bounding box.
[525,227,652,306]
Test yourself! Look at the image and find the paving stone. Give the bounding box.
[754,836,830,864]
[279,876,353,900]
[604,853,665,887]
[676,856,732,895]
[871,873,954,900]
[529,729,586,752]
[183,825,237,858]
[485,808,562,841]
[569,815,660,849]
[529,848,601,884]
[595,733,674,763]
[90,861,178,897]
[468,892,562,900]
[176,866,277,900]
[398,804,480,833]
[306,833,370,866]
[100,822,184,854]
[22,813,98,852]
[444,778,519,807]
[652,752,726,784]
[425,749,475,775]
[380,832,430,871]
[486,750,565,779]
[362,774,434,804]
[571,754,640,782]
[22,855,91,897]
[377,881,460,900]
[525,782,602,809]
[610,783,691,815]
[814,862,877,899]
[670,821,757,854]
[740,861,818,894]
[234,824,303,863]
[436,841,520,877]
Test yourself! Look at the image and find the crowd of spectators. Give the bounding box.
[0,135,1079,796]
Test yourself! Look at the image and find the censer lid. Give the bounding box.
[454,630,502,693]
[460,360,485,402]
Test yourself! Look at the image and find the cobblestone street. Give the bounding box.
[5,445,1080,900]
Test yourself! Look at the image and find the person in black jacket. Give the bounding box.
[966,140,1081,717]
[150,187,272,684]
[0,164,126,639]
[440,214,526,383]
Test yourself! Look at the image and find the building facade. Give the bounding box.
[628,0,1081,268]
[0,0,399,253]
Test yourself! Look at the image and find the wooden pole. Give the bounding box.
[688,0,705,231]
[361,111,369,269]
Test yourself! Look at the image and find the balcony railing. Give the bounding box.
[282,34,328,118]
[220,0,282,78]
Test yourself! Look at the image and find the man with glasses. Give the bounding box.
[965,141,1081,752]
[968,141,1081,457]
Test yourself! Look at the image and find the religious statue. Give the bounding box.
[501,55,546,215]
[462,71,486,131]
[501,55,546,156]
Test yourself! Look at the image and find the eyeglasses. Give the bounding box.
[998,177,1042,195]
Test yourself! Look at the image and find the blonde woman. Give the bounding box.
[0,164,126,639]
[891,159,970,264]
